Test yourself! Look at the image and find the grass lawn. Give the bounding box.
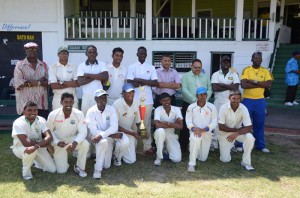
[0,131,299,198]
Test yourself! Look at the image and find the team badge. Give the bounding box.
[70,119,75,124]
[228,77,233,80]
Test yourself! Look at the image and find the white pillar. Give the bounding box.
[235,0,244,41]
[191,0,196,35]
[130,0,136,38]
[269,0,277,41]
[112,0,119,31]
[145,0,152,40]
[279,0,285,25]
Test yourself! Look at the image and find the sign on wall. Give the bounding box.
[0,31,42,97]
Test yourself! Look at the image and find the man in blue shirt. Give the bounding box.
[285,51,300,106]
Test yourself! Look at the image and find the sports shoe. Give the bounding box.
[113,156,122,166]
[93,170,101,179]
[285,102,293,106]
[241,161,254,171]
[187,165,195,172]
[236,147,243,152]
[261,148,270,153]
[293,101,299,105]
[231,146,238,153]
[154,158,162,166]
[23,173,33,180]
[209,144,215,151]
[74,165,87,177]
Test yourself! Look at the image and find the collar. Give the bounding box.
[85,60,98,66]
[57,61,69,67]
[160,67,172,72]
[226,102,242,110]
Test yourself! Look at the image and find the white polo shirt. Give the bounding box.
[47,108,87,145]
[218,103,252,130]
[77,61,107,95]
[113,98,141,131]
[126,61,158,105]
[211,70,240,103]
[154,105,183,132]
[11,116,48,147]
[186,101,218,132]
[86,104,118,138]
[48,62,78,96]
[106,64,127,100]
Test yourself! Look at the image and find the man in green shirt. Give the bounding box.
[180,59,212,152]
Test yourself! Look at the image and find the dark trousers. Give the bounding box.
[285,85,298,103]
[154,94,176,108]
[179,101,190,152]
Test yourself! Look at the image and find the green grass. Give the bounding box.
[0,132,299,198]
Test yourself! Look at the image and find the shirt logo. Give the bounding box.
[228,77,233,80]
[106,116,110,120]
[35,128,39,133]
[70,119,75,124]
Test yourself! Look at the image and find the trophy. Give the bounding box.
[139,86,148,139]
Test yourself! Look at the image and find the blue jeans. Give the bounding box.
[241,98,266,150]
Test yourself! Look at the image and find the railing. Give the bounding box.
[152,17,236,40]
[242,18,270,40]
[65,16,145,40]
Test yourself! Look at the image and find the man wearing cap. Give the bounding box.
[284,51,300,106]
[211,55,240,150]
[180,59,212,152]
[86,89,129,178]
[153,93,183,166]
[113,83,141,164]
[218,90,255,171]
[49,46,79,110]
[186,87,217,172]
[14,42,49,118]
[106,47,127,105]
[154,54,181,108]
[77,45,108,115]
[47,92,89,177]
[126,46,158,155]
[241,51,272,153]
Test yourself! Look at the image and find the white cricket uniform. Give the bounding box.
[86,104,129,171]
[48,62,79,110]
[218,103,254,165]
[126,61,158,151]
[186,102,218,166]
[154,106,182,162]
[47,108,89,173]
[113,98,141,163]
[211,69,240,147]
[11,116,56,178]
[77,61,107,115]
[106,64,127,105]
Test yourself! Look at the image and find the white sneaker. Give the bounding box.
[187,165,195,172]
[93,170,102,179]
[293,101,299,105]
[74,165,87,177]
[154,158,162,166]
[23,173,33,180]
[113,156,122,166]
[241,161,254,171]
[236,147,243,152]
[285,102,293,106]
[261,148,270,153]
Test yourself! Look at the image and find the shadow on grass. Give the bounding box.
[0,132,300,195]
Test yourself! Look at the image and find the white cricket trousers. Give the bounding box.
[53,138,90,173]
[94,135,129,171]
[12,146,56,177]
[81,94,96,115]
[218,132,255,165]
[188,131,213,166]
[212,101,227,148]
[154,128,181,162]
[122,134,137,164]
[52,93,79,110]
[135,104,153,151]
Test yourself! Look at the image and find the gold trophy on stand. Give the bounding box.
[139,86,148,139]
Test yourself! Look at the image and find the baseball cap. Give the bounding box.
[292,51,300,56]
[122,83,135,92]
[94,89,108,97]
[24,42,38,49]
[221,55,231,62]
[57,46,69,54]
[196,87,207,95]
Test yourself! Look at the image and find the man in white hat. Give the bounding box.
[113,83,141,164]
[49,46,79,110]
[14,42,49,118]
[86,89,129,179]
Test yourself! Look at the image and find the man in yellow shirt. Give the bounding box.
[240,51,272,153]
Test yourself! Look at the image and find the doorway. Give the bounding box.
[210,52,234,76]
